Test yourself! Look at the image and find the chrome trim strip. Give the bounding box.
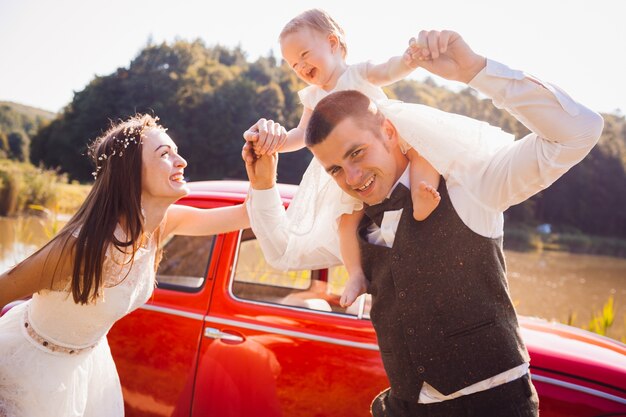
[532,374,626,405]
[140,304,204,321]
[204,315,380,351]
[227,290,363,319]
[139,304,379,351]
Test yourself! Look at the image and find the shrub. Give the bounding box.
[0,159,62,216]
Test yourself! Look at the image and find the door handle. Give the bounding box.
[204,327,244,343]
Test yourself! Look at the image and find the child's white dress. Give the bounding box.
[281,62,514,268]
[0,226,157,417]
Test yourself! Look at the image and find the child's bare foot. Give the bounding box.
[340,274,369,307]
[412,181,441,221]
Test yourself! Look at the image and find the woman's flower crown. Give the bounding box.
[90,116,163,179]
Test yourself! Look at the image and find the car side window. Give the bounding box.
[156,234,215,291]
[232,229,370,317]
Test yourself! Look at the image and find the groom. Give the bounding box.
[243,30,603,417]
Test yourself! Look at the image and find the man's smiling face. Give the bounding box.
[310,117,406,206]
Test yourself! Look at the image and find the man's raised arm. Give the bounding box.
[243,141,342,271]
[410,30,603,212]
[465,59,603,212]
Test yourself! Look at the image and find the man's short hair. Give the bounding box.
[305,90,386,147]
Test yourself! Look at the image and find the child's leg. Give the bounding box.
[338,211,368,308]
[406,149,442,221]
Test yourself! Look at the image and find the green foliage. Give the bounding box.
[0,102,54,163]
[0,167,21,216]
[504,223,626,258]
[31,40,308,184]
[533,141,626,239]
[587,295,615,336]
[7,131,29,161]
[549,233,626,257]
[21,40,626,241]
[28,204,62,238]
[0,159,64,216]
[559,295,623,341]
[54,182,91,215]
[502,224,544,252]
[0,132,8,158]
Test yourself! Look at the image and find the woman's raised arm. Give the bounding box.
[163,203,249,238]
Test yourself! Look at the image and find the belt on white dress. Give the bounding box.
[22,307,99,355]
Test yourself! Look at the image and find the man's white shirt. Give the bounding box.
[246,59,603,402]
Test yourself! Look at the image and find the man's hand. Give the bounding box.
[243,118,288,155]
[406,30,486,84]
[242,141,278,190]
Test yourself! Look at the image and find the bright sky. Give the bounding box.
[1,0,624,115]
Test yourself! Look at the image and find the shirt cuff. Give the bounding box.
[468,59,524,105]
[249,186,283,210]
[468,59,580,116]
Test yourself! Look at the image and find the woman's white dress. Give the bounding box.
[0,226,156,417]
[280,62,515,266]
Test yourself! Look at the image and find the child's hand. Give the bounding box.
[243,118,288,155]
[406,30,486,83]
[403,37,426,69]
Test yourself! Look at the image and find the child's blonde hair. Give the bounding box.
[279,9,347,58]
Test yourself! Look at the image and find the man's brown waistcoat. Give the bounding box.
[358,179,529,401]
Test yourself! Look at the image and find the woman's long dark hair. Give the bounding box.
[11,114,163,304]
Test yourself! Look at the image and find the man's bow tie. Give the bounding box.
[364,183,410,227]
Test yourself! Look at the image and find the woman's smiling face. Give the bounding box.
[140,128,189,203]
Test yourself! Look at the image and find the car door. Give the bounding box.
[108,223,225,417]
[191,228,388,417]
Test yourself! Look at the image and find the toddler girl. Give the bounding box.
[249,9,441,308]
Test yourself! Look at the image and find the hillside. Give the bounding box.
[0,101,55,161]
[0,101,56,121]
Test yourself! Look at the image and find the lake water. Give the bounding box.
[0,216,52,273]
[2,216,625,341]
[506,250,626,341]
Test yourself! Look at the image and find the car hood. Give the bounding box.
[520,316,626,392]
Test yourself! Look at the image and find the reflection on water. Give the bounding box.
[2,216,625,340]
[0,217,52,273]
[506,250,626,341]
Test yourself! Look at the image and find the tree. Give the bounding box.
[25,42,626,239]
[0,132,8,158]
[8,131,29,162]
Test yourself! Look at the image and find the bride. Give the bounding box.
[0,114,249,417]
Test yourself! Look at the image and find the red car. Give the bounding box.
[7,180,626,416]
